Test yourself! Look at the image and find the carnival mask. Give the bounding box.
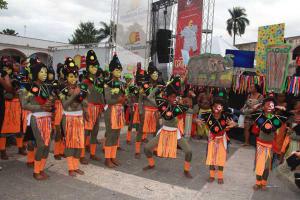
[88,65,98,75]
[212,104,223,114]
[67,73,78,85]
[264,101,275,113]
[38,67,48,82]
[150,71,158,81]
[112,69,122,78]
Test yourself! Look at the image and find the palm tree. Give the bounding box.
[0,0,8,9]
[1,28,18,36]
[98,21,116,43]
[226,7,250,45]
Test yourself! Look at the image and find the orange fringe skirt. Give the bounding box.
[142,106,158,133]
[54,100,63,126]
[22,109,31,133]
[157,126,181,158]
[111,104,125,129]
[84,103,104,130]
[64,111,84,149]
[32,112,52,146]
[132,103,140,124]
[255,139,272,176]
[1,98,21,134]
[206,134,227,167]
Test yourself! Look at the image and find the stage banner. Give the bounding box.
[187,53,234,88]
[255,23,285,74]
[265,43,291,93]
[116,0,150,74]
[173,0,203,76]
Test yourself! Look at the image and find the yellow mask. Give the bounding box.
[88,65,98,75]
[67,73,78,85]
[112,69,122,78]
[38,67,48,82]
[150,71,158,81]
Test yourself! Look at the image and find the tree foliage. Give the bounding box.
[226,7,250,45]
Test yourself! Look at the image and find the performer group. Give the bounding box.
[0,50,298,191]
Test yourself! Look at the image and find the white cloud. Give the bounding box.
[0,0,299,44]
[0,0,111,42]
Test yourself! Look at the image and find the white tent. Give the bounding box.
[210,36,238,56]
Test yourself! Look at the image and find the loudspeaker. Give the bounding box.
[156,29,172,63]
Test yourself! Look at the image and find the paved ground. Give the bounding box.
[0,124,299,200]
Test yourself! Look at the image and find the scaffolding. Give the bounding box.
[201,0,216,54]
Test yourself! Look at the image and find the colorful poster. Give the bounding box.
[266,43,291,93]
[256,23,285,73]
[173,0,203,75]
[187,54,234,88]
[116,0,150,74]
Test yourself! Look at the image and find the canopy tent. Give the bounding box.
[210,36,238,56]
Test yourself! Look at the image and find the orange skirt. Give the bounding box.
[157,126,179,158]
[35,115,52,146]
[142,106,158,133]
[22,110,31,133]
[255,140,272,176]
[111,104,125,129]
[54,100,63,126]
[65,113,84,149]
[84,103,104,130]
[206,136,227,167]
[132,103,140,124]
[1,98,21,134]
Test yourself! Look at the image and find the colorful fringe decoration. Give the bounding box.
[1,98,22,134]
[65,115,84,148]
[35,116,52,146]
[285,76,300,96]
[232,74,266,95]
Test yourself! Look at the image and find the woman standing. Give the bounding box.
[241,84,264,146]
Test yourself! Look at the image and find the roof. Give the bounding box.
[0,34,67,49]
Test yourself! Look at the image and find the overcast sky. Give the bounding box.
[0,0,299,44]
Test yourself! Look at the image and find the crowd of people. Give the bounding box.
[0,50,299,191]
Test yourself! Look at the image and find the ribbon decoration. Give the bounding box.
[232,74,266,95]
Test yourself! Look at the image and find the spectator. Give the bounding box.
[240,84,264,146]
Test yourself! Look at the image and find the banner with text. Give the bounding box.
[173,0,203,76]
[116,0,150,74]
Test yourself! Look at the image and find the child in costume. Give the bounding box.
[22,62,56,180]
[0,57,26,160]
[197,97,237,184]
[124,74,140,145]
[103,54,126,168]
[81,50,105,163]
[250,97,288,191]
[59,58,88,176]
[143,75,194,178]
[135,62,161,159]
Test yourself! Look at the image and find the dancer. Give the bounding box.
[143,75,194,178]
[0,57,26,160]
[251,97,288,191]
[135,62,161,159]
[197,98,237,184]
[104,54,126,168]
[81,50,105,163]
[60,58,88,176]
[21,62,55,180]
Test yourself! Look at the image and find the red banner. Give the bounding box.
[173,0,203,75]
